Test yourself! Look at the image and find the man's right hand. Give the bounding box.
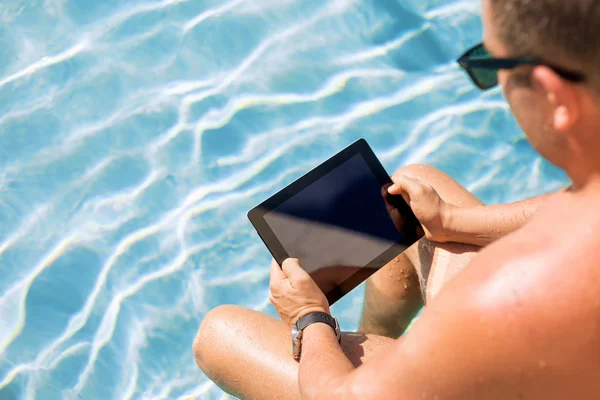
[388,174,455,243]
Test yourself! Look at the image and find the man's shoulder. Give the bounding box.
[439,204,596,322]
[398,244,600,399]
[470,226,598,311]
[454,212,600,344]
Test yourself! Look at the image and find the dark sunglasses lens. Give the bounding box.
[464,44,498,89]
[470,68,498,89]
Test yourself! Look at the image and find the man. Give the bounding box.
[194,0,600,398]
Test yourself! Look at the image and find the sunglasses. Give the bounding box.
[457,43,586,90]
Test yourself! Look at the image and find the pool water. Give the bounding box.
[0,0,569,399]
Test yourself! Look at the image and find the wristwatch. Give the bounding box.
[292,311,341,360]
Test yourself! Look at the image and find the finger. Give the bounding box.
[381,185,390,198]
[388,182,411,206]
[388,176,408,194]
[381,186,396,211]
[281,258,311,285]
[270,259,287,281]
[389,174,415,192]
[389,175,423,198]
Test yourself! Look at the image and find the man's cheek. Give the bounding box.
[498,70,510,90]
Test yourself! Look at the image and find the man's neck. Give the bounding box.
[565,171,600,197]
[562,143,600,193]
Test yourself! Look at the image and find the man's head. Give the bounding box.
[481,0,600,182]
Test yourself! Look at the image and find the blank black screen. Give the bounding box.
[263,154,416,297]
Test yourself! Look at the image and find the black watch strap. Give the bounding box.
[296,312,339,342]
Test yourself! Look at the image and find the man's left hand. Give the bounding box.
[269,258,331,326]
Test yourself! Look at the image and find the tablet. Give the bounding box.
[248,139,423,305]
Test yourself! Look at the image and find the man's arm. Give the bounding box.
[441,193,552,246]
[390,173,566,247]
[297,323,355,399]
[297,249,578,399]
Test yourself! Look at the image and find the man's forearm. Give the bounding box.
[443,192,555,246]
[298,324,356,400]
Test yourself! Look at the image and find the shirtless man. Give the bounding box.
[193,0,600,398]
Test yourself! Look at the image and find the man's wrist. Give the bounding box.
[303,321,339,341]
[441,203,459,242]
[292,311,340,360]
[295,307,330,323]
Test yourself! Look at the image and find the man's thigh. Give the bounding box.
[394,164,483,302]
[194,305,394,400]
[405,239,481,303]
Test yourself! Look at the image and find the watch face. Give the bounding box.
[292,325,301,360]
[334,318,342,342]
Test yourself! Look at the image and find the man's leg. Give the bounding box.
[193,305,394,400]
[359,165,484,338]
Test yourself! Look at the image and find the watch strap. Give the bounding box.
[296,312,340,343]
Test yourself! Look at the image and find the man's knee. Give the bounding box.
[192,304,241,378]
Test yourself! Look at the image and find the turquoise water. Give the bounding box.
[0,1,569,399]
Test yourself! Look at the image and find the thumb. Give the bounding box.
[281,258,311,285]
[270,258,287,281]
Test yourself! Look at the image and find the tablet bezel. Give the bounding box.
[247,138,421,305]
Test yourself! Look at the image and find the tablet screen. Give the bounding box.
[262,152,418,301]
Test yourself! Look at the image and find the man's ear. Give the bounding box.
[532,66,581,133]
